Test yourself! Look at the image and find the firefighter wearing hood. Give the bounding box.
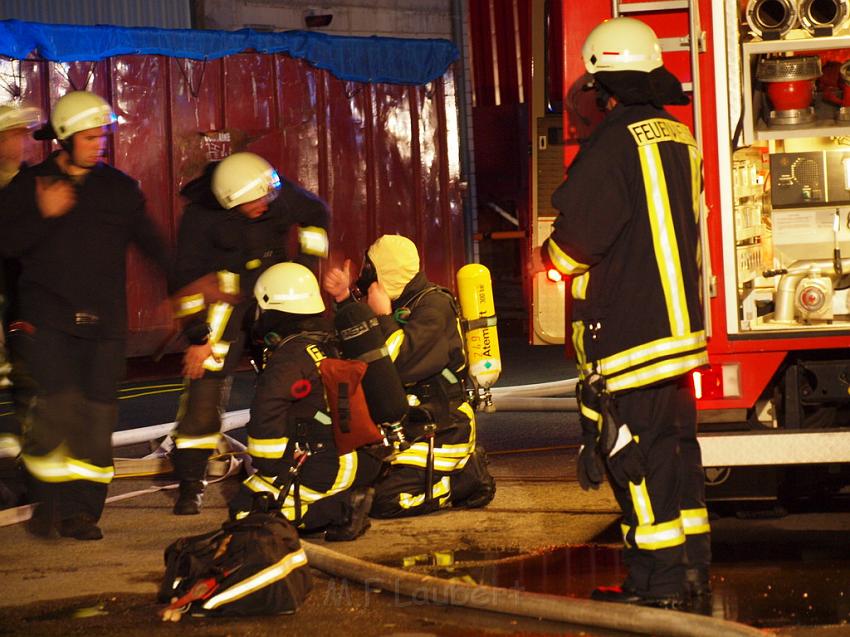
[169,152,329,516]
[324,234,496,519]
[539,18,711,607]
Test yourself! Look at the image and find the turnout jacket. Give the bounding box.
[247,325,341,490]
[0,153,169,339]
[375,271,467,425]
[172,164,329,350]
[544,104,707,393]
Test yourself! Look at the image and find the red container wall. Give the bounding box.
[3,53,464,356]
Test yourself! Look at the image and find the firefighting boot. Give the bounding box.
[173,480,205,516]
[324,487,375,542]
[58,513,103,541]
[451,445,496,509]
[591,585,684,609]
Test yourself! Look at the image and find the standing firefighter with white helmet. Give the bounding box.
[0,102,41,507]
[227,262,382,540]
[169,152,329,515]
[0,90,171,539]
[538,17,711,606]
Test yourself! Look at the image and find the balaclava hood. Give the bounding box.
[366,234,420,301]
[594,67,689,108]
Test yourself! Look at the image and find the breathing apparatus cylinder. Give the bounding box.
[334,302,409,449]
[456,264,501,410]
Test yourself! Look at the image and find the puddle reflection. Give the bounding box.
[392,544,850,628]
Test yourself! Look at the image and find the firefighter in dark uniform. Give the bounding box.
[0,91,171,540]
[228,262,381,540]
[0,103,41,508]
[170,152,329,515]
[539,18,711,606]
[324,234,495,519]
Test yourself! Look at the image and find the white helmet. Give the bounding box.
[254,262,325,314]
[50,91,116,140]
[0,104,41,133]
[582,17,663,74]
[212,152,281,210]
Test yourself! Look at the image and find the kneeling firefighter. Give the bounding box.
[228,262,382,541]
[323,234,496,518]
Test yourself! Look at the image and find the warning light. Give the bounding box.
[546,268,563,282]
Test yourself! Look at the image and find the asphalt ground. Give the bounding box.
[1,338,850,635]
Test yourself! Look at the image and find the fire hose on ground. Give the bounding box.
[302,540,766,637]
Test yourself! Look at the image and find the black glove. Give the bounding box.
[576,377,605,491]
[577,438,605,491]
[604,422,646,488]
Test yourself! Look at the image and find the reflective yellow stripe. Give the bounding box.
[298,226,329,257]
[67,458,114,483]
[22,450,113,484]
[217,270,239,295]
[207,302,233,344]
[620,523,633,549]
[314,411,332,425]
[245,258,261,270]
[579,402,602,431]
[638,143,689,337]
[571,272,589,300]
[681,507,711,535]
[580,331,706,380]
[385,329,404,362]
[547,240,589,276]
[244,453,358,523]
[174,293,205,318]
[0,434,21,458]
[689,145,701,224]
[247,436,289,459]
[22,450,72,482]
[606,349,708,393]
[629,478,655,526]
[392,441,473,471]
[202,548,308,610]
[633,516,686,550]
[399,475,451,509]
[571,320,588,371]
[174,433,221,450]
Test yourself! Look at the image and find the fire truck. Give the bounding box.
[531,0,850,501]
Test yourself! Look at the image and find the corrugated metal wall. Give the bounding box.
[0,0,191,28]
[0,53,464,356]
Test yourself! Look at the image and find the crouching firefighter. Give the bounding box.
[323,234,496,519]
[539,17,711,607]
[228,262,382,541]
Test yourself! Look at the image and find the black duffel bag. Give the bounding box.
[158,495,312,621]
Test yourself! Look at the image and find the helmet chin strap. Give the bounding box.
[59,135,90,171]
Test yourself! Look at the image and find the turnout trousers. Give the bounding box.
[609,377,711,597]
[171,331,245,482]
[371,401,495,519]
[20,327,123,522]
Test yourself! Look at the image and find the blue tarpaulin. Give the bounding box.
[0,19,459,85]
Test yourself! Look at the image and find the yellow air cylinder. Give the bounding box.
[456,263,501,390]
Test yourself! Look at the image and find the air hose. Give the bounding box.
[302,541,766,637]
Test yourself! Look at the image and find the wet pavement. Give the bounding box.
[2,338,850,635]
